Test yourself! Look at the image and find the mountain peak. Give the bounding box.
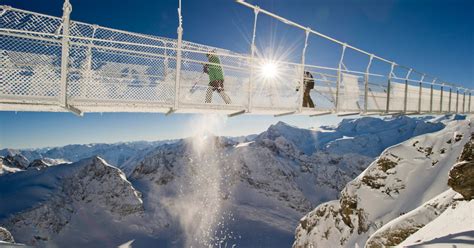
[258,121,317,155]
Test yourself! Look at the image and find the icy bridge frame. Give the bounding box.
[0,0,472,117]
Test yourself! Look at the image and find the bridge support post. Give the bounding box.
[462,90,466,113]
[403,69,412,113]
[440,85,444,113]
[247,7,259,113]
[448,88,452,113]
[364,55,373,113]
[429,79,435,113]
[335,45,346,113]
[298,28,310,112]
[385,63,395,114]
[173,0,183,111]
[456,88,459,113]
[417,74,425,113]
[59,0,72,108]
[469,92,472,113]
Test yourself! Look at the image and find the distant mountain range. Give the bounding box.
[1,115,461,247]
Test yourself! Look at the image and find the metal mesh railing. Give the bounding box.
[178,45,250,110]
[0,7,63,104]
[0,4,472,115]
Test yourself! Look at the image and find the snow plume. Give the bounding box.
[169,114,237,247]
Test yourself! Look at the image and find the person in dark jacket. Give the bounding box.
[297,71,315,108]
[203,52,231,104]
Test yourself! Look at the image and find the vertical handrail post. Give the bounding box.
[429,84,433,113]
[462,90,466,113]
[403,68,412,113]
[364,54,373,114]
[429,78,435,113]
[173,0,183,110]
[385,62,396,114]
[335,44,346,113]
[448,87,452,113]
[59,0,72,107]
[456,88,459,113]
[298,28,310,112]
[469,92,472,113]
[418,74,425,113]
[440,84,444,113]
[247,7,259,113]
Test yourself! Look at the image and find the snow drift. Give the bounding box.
[293,117,472,248]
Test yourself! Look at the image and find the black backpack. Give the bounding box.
[305,72,314,89]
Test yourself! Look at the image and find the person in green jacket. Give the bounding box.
[203,52,231,104]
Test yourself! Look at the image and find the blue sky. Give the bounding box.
[0,0,472,149]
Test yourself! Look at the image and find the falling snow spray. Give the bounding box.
[169,114,238,247]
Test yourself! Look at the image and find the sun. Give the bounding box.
[259,60,280,79]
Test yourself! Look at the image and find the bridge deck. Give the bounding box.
[0,6,472,116]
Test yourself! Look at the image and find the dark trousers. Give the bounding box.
[303,89,314,108]
[205,80,231,104]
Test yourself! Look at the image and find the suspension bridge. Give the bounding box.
[0,0,472,117]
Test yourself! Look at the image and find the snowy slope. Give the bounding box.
[365,189,458,247]
[0,157,143,247]
[293,118,472,248]
[400,199,474,247]
[365,130,474,247]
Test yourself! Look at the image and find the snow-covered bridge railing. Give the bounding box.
[0,1,472,117]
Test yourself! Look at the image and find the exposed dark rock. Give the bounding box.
[377,157,398,172]
[28,159,50,170]
[448,162,474,200]
[458,134,473,162]
[340,192,357,228]
[424,147,433,158]
[1,154,29,170]
[0,227,15,243]
[365,224,424,248]
[448,137,474,200]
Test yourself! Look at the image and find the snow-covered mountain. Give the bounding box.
[0,116,450,247]
[0,140,176,175]
[0,155,29,175]
[257,116,444,157]
[0,157,143,247]
[293,116,473,248]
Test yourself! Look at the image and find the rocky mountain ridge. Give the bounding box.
[293,117,473,248]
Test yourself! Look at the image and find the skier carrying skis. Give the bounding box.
[296,71,315,108]
[203,51,231,104]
